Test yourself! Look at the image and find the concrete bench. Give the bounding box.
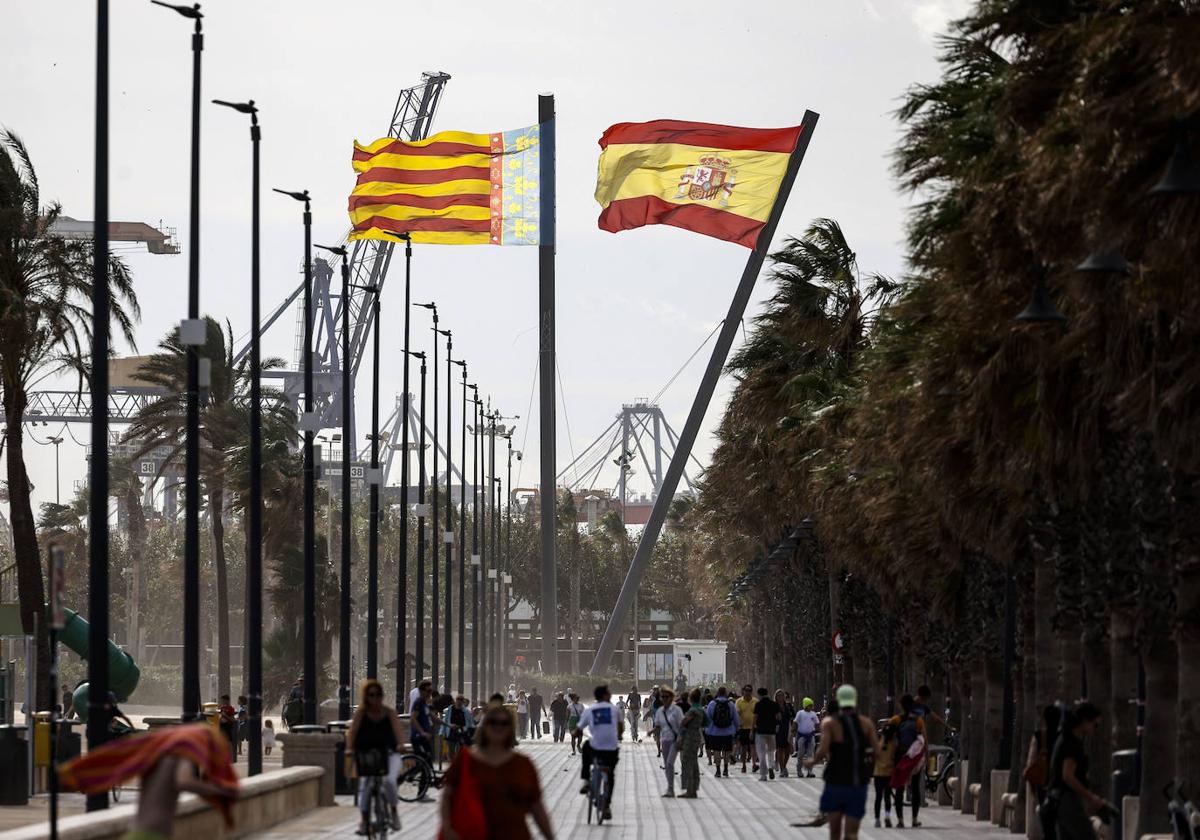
[0,765,324,840]
[942,776,958,807]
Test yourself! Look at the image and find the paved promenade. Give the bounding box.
[249,738,1016,840]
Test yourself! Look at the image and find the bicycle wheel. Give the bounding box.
[372,782,390,840]
[596,772,608,826]
[396,753,432,802]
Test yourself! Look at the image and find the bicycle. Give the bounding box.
[925,729,959,800]
[355,750,395,840]
[587,761,613,825]
[394,749,443,802]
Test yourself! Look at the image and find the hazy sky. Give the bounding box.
[1,0,967,516]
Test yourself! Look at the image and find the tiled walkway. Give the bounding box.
[248,737,1016,840]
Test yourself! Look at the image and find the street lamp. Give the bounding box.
[152,0,204,725]
[351,281,383,681]
[450,359,468,696]
[316,243,353,720]
[275,187,316,724]
[441,331,454,696]
[212,95,263,774]
[415,302,440,687]
[47,436,63,504]
[403,349,428,689]
[382,232,412,704]
[469,385,481,696]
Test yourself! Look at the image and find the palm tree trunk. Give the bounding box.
[210,487,231,698]
[1081,631,1112,789]
[1110,607,1139,753]
[977,653,1003,821]
[1138,633,1178,836]
[2,398,50,709]
[1033,558,1057,706]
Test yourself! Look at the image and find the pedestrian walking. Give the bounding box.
[439,702,555,840]
[567,692,585,755]
[777,690,795,777]
[888,694,927,828]
[528,687,544,739]
[615,695,628,741]
[515,690,529,740]
[753,687,781,780]
[679,688,706,798]
[652,686,683,796]
[705,686,739,777]
[735,683,758,773]
[549,691,569,743]
[675,665,688,697]
[262,719,276,756]
[648,686,663,756]
[626,685,642,742]
[793,696,820,777]
[804,685,878,840]
[1046,702,1112,840]
[873,719,898,827]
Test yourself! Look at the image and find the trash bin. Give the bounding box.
[327,721,352,796]
[0,725,29,805]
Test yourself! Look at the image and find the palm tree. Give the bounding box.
[124,316,286,697]
[0,129,139,707]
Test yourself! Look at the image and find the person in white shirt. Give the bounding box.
[792,696,820,777]
[573,685,624,819]
[408,679,431,715]
[651,687,684,796]
[615,697,628,740]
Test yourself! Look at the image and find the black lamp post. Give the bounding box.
[441,332,454,696]
[469,385,481,697]
[349,281,382,680]
[275,187,316,724]
[384,233,412,703]
[451,360,468,696]
[152,0,204,724]
[1014,273,1066,324]
[212,96,262,773]
[416,303,439,688]
[316,243,353,720]
[403,348,428,690]
[86,0,111,812]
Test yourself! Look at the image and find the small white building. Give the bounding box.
[636,638,728,687]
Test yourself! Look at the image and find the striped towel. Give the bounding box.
[59,724,239,824]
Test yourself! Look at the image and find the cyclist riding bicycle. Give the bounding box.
[347,679,405,834]
[573,685,623,821]
[408,680,442,770]
[441,694,476,759]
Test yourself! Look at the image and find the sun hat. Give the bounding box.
[836,684,858,709]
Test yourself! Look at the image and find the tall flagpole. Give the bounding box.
[589,112,820,675]
[537,93,558,674]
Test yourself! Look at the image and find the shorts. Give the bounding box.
[819,783,869,820]
[737,729,753,747]
[709,734,733,752]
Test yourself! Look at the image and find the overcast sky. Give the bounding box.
[1,0,968,517]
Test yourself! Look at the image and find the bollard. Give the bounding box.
[1110,749,1139,840]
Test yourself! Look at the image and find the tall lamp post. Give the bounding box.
[441,335,454,696]
[415,303,439,687]
[403,349,428,688]
[316,243,353,720]
[213,96,262,773]
[87,0,112,811]
[469,386,481,696]
[47,436,63,503]
[451,359,468,695]
[351,281,382,680]
[384,232,412,703]
[152,0,204,724]
[275,187,316,724]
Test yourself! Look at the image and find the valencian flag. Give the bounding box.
[349,126,541,245]
[594,120,805,249]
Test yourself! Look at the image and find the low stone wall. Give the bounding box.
[0,766,323,840]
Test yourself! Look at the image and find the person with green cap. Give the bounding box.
[804,685,878,839]
[793,696,820,777]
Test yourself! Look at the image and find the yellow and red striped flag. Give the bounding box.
[349,126,541,245]
[594,120,805,249]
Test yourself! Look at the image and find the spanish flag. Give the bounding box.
[349,125,541,245]
[594,120,804,249]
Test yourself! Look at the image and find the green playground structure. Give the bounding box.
[58,606,140,722]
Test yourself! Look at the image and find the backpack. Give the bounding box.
[897,714,920,756]
[712,698,733,728]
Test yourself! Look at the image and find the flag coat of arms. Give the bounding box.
[593,120,805,249]
[349,126,541,245]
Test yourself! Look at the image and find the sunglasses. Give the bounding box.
[485,718,511,728]
[366,691,383,698]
